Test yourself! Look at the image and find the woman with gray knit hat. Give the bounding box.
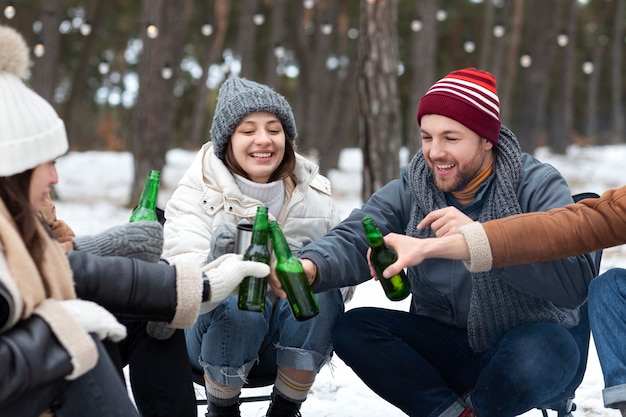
[0,25,270,417]
[163,77,350,417]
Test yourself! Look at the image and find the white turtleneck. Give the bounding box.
[234,174,285,218]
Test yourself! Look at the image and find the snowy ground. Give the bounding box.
[53,145,626,417]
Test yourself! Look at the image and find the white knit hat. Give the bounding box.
[0,25,68,176]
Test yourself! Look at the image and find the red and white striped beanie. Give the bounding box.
[416,68,501,145]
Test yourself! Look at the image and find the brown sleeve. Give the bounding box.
[483,186,626,268]
[39,193,76,252]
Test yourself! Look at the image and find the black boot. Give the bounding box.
[265,394,302,417]
[205,401,241,417]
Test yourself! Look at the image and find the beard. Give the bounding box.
[428,148,492,193]
[433,171,473,192]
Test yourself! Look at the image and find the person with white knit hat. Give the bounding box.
[0,23,138,417]
[163,76,352,417]
[292,68,596,417]
[0,25,271,417]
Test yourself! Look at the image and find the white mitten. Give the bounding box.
[60,299,127,342]
[199,253,270,314]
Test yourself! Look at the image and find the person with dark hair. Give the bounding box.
[38,191,200,417]
[0,24,269,417]
[163,77,352,417]
[276,68,597,417]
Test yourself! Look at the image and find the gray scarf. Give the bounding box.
[407,125,568,352]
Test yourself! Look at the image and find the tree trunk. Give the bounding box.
[188,0,231,149]
[405,0,438,157]
[234,0,260,79]
[318,1,358,176]
[264,0,287,89]
[357,0,401,201]
[586,40,605,142]
[303,0,338,155]
[31,0,64,102]
[500,0,525,126]
[63,0,107,149]
[489,0,514,84]
[478,0,496,71]
[130,0,192,206]
[512,0,560,152]
[610,0,625,143]
[550,0,577,154]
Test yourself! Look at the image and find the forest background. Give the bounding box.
[3,0,625,203]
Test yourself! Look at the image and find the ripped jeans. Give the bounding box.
[185,289,344,387]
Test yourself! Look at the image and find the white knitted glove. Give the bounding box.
[60,299,127,342]
[199,253,270,314]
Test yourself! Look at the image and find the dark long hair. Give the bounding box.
[223,136,297,183]
[0,170,46,268]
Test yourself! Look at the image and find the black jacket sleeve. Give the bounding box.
[68,251,178,322]
[0,310,73,406]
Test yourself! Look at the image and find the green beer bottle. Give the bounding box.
[362,216,411,301]
[129,170,160,222]
[268,221,319,321]
[238,207,271,312]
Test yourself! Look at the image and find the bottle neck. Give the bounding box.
[362,218,384,248]
[138,173,159,209]
[251,228,269,245]
[366,234,384,249]
[269,223,292,260]
[251,207,269,246]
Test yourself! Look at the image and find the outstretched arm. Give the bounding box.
[463,186,626,270]
[382,186,626,274]
[380,233,472,278]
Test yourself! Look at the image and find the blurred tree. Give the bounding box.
[317,0,359,176]
[499,0,524,126]
[512,0,560,151]
[585,36,606,142]
[188,0,231,148]
[264,0,287,89]
[233,0,260,79]
[62,0,106,147]
[31,0,63,101]
[610,0,625,143]
[357,0,401,201]
[550,0,577,155]
[291,0,340,155]
[129,0,193,205]
[404,0,438,156]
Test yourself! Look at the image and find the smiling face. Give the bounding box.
[420,114,494,192]
[29,160,58,212]
[229,112,286,183]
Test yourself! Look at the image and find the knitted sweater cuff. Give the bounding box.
[169,263,202,328]
[72,234,103,255]
[458,222,493,272]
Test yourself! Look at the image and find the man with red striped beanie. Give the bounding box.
[296,68,595,416]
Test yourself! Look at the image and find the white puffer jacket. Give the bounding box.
[163,143,353,302]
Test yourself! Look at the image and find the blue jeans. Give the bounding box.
[333,307,580,417]
[589,268,626,409]
[185,289,344,386]
[0,337,140,417]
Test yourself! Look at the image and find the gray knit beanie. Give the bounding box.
[210,77,297,161]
